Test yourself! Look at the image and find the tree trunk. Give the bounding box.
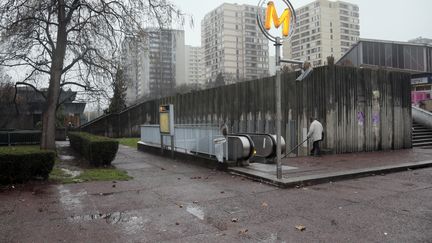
[41,0,68,150]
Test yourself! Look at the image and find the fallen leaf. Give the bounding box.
[262,202,268,207]
[295,225,306,231]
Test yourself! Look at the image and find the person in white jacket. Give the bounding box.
[307,118,324,156]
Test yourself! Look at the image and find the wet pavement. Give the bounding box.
[1,144,432,242]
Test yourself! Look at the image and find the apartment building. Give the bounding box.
[122,29,185,104]
[202,3,269,84]
[185,45,205,86]
[283,0,360,67]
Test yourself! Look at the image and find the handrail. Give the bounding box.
[282,137,309,159]
[412,106,432,116]
[412,106,432,130]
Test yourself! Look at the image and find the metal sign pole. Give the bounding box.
[275,37,283,179]
[256,0,297,180]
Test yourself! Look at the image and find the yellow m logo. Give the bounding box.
[264,1,292,37]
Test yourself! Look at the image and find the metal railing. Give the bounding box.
[140,124,225,157]
[412,106,432,129]
[282,138,309,159]
[0,130,42,146]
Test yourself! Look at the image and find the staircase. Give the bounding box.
[412,121,432,147]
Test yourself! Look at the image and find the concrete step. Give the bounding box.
[412,122,432,147]
[412,137,432,143]
[413,127,432,131]
[413,141,432,147]
[413,131,432,136]
[413,134,432,139]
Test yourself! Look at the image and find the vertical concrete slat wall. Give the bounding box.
[81,66,412,155]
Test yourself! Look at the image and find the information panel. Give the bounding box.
[159,104,174,136]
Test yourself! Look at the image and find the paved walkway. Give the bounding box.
[1,144,432,242]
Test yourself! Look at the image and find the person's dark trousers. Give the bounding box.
[310,141,321,156]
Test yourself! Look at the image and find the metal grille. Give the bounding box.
[140,124,225,157]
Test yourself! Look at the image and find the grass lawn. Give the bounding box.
[116,138,140,148]
[0,145,43,154]
[0,146,132,184]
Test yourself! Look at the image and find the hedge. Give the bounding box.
[0,146,56,184]
[68,132,119,167]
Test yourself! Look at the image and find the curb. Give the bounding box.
[229,160,432,188]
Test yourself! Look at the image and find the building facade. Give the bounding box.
[337,39,432,73]
[283,0,360,67]
[409,37,432,45]
[337,38,432,97]
[0,87,86,129]
[122,29,185,105]
[185,45,205,87]
[202,3,269,85]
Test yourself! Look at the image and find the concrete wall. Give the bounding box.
[81,65,412,155]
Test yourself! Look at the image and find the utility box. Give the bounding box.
[159,104,174,136]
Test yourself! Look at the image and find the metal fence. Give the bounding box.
[140,124,226,157]
[0,130,42,146]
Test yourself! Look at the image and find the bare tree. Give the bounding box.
[0,0,186,150]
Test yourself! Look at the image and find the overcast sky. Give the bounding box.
[172,0,432,47]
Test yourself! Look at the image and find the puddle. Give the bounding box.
[58,185,86,211]
[69,211,149,234]
[259,233,278,243]
[59,155,75,161]
[70,212,123,224]
[61,168,81,177]
[186,205,205,220]
[223,206,244,215]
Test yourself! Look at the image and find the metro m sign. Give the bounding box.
[265,1,292,37]
[257,0,296,42]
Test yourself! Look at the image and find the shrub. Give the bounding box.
[68,132,119,167]
[0,146,56,184]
